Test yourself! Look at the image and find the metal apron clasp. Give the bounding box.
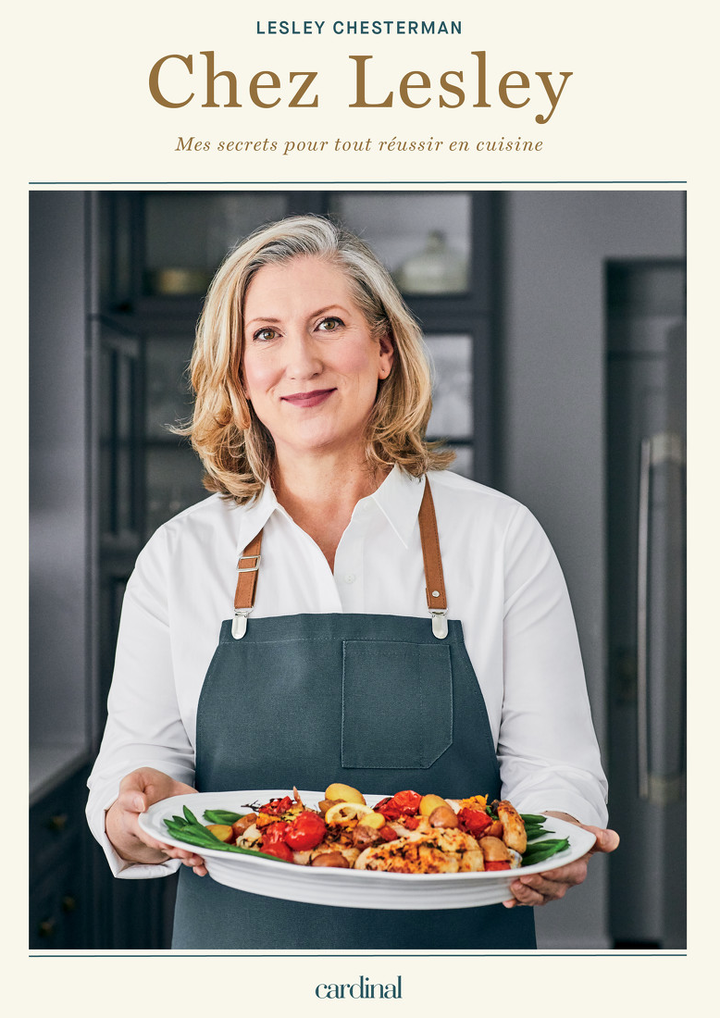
[232,608,252,640]
[430,609,448,640]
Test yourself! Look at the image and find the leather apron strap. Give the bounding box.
[232,530,262,639]
[232,477,448,639]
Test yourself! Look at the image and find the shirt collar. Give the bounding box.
[365,465,426,549]
[234,465,427,556]
[233,481,282,558]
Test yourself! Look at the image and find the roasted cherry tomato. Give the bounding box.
[260,821,289,847]
[375,790,422,820]
[391,790,422,812]
[458,807,493,837]
[262,841,294,862]
[484,860,511,871]
[379,825,399,841]
[284,810,326,850]
[403,815,421,830]
[259,796,293,816]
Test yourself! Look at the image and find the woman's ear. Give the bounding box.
[378,333,394,379]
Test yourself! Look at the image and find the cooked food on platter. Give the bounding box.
[159,783,571,873]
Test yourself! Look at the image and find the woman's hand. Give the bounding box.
[503,812,619,908]
[105,767,208,876]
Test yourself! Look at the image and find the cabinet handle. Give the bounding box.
[38,918,56,938]
[637,432,686,804]
[47,814,68,832]
[637,438,650,800]
[61,896,77,913]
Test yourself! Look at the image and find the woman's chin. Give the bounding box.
[274,430,367,465]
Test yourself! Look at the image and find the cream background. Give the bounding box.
[9,0,716,1012]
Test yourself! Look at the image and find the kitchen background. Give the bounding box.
[29,190,686,950]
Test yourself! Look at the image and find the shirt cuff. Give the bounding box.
[86,789,182,880]
[513,791,608,829]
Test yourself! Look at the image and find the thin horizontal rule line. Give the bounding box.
[29,180,689,186]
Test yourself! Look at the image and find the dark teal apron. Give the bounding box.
[172,485,536,949]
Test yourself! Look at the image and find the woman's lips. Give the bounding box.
[281,388,336,408]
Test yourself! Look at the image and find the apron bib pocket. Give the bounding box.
[341,639,453,769]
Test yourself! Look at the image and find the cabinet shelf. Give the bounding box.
[29,743,92,808]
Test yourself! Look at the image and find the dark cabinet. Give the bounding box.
[29,770,90,949]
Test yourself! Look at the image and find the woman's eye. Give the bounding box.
[253,327,278,342]
[317,316,344,332]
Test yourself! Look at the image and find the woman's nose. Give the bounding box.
[284,331,323,379]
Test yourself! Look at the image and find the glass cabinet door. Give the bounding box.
[143,192,290,296]
[330,192,473,296]
[424,333,474,477]
[144,332,207,536]
[95,321,144,548]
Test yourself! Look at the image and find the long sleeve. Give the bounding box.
[86,527,195,878]
[496,504,608,826]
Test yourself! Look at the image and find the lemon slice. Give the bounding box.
[324,802,375,825]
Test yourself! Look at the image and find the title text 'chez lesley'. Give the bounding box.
[149,52,573,125]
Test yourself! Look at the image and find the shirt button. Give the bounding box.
[345,573,356,584]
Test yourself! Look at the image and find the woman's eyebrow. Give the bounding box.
[245,315,282,327]
[245,305,350,328]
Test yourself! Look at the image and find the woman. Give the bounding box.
[87,215,618,949]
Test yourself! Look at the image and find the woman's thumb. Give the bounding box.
[595,828,620,853]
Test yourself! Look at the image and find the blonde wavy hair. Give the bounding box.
[184,214,454,504]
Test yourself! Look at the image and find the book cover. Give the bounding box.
[14,0,713,1009]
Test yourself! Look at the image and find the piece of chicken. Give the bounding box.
[494,800,527,854]
[235,822,263,850]
[354,828,484,873]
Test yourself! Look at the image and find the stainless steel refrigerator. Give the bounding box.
[606,261,686,948]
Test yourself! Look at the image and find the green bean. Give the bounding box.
[163,826,221,849]
[163,819,290,862]
[218,843,288,861]
[520,813,547,824]
[166,817,217,836]
[164,821,214,840]
[203,809,243,825]
[182,804,201,826]
[522,838,570,866]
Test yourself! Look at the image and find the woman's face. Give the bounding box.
[241,256,394,464]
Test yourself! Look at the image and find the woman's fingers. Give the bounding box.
[509,861,587,905]
[503,861,587,907]
[503,825,620,907]
[107,768,201,865]
[588,827,620,855]
[161,844,208,876]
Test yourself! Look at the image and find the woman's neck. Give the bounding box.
[272,451,390,570]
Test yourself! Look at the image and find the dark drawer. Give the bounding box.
[30,769,88,875]
[29,855,88,949]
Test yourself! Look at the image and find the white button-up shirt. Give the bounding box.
[87,466,608,877]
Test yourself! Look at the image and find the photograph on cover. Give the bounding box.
[29,188,685,952]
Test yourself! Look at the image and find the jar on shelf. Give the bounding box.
[395,230,468,294]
